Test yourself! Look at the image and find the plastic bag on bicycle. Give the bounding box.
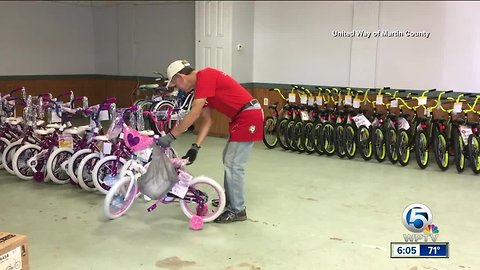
[137,146,178,200]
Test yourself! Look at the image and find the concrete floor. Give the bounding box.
[1,132,479,270]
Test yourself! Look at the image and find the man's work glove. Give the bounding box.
[156,132,176,147]
[182,143,200,164]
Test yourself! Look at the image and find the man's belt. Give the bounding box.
[233,99,259,119]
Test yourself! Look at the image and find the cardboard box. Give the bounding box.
[0,231,29,270]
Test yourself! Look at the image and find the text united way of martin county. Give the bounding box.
[332,30,430,38]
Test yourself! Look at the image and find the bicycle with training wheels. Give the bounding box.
[104,133,226,224]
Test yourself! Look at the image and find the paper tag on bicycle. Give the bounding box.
[453,102,463,113]
[390,99,398,108]
[136,147,152,163]
[170,113,178,121]
[307,96,314,106]
[300,95,307,104]
[51,111,62,123]
[288,93,296,103]
[58,134,73,149]
[344,95,352,105]
[352,115,371,128]
[418,96,427,106]
[459,125,473,145]
[301,111,309,121]
[425,109,432,117]
[170,172,192,199]
[353,99,361,108]
[398,118,410,130]
[99,110,109,121]
[316,96,323,105]
[376,95,383,105]
[103,142,112,154]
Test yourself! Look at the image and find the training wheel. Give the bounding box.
[189,215,203,231]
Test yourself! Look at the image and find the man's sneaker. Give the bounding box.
[214,209,247,223]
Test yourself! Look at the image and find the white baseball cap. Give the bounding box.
[166,60,191,87]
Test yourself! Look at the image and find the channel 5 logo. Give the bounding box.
[402,203,439,242]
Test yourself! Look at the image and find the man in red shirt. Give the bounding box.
[156,60,264,223]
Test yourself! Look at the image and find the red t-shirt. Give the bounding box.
[194,67,253,119]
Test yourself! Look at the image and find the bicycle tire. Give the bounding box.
[276,118,290,150]
[415,130,429,169]
[179,176,226,223]
[372,126,386,162]
[47,147,74,184]
[386,127,398,164]
[262,116,278,149]
[397,129,411,166]
[313,122,324,155]
[104,175,138,219]
[345,124,356,159]
[357,125,372,161]
[453,129,465,173]
[467,134,480,174]
[433,132,449,171]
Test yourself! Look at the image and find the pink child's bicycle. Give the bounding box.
[103,124,226,224]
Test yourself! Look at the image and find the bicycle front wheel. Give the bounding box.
[433,132,449,171]
[104,175,138,219]
[179,176,226,223]
[357,125,372,161]
[397,129,411,166]
[468,134,480,174]
[415,130,429,169]
[262,116,278,149]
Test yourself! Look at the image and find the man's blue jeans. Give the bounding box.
[222,140,254,213]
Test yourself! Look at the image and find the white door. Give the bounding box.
[195,1,232,75]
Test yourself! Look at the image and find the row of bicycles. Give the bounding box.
[0,75,226,225]
[262,85,480,174]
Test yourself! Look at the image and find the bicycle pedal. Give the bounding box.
[147,204,157,212]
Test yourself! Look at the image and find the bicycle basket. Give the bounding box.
[137,146,178,199]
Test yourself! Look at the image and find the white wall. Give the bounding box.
[253,1,354,86]
[113,2,195,77]
[231,1,254,83]
[0,1,95,75]
[93,6,118,75]
[0,1,195,77]
[253,1,480,92]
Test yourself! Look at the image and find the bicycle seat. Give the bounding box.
[93,135,109,141]
[268,104,277,109]
[387,113,398,120]
[6,117,23,125]
[63,128,80,135]
[336,110,345,116]
[399,113,410,119]
[374,112,383,117]
[453,118,466,125]
[433,118,448,124]
[469,122,480,128]
[77,125,92,132]
[417,117,429,123]
[46,123,63,129]
[34,128,55,136]
[345,107,354,114]
[139,130,155,137]
[36,120,45,126]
